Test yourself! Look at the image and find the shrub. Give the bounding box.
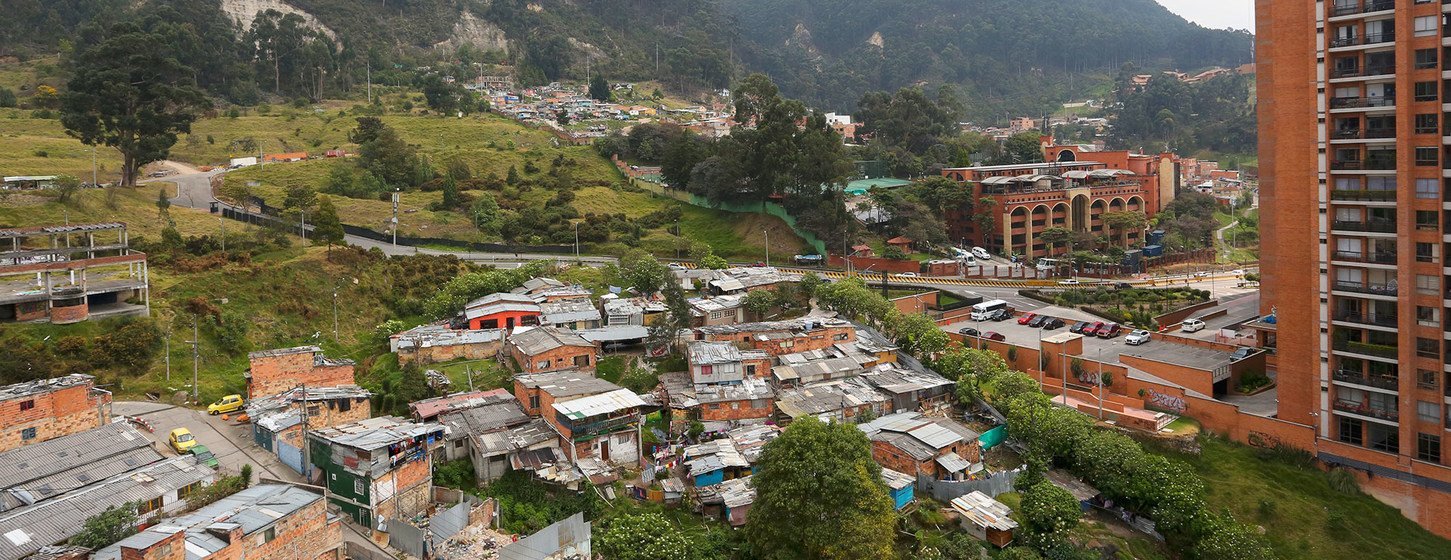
[1327,468,1361,495]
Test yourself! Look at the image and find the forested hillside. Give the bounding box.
[3,0,1250,118]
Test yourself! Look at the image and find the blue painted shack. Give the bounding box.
[881,468,916,510]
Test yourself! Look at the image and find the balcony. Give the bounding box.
[1332,128,1396,140]
[1333,310,1399,328]
[1331,219,1397,233]
[1331,64,1395,79]
[1331,0,1394,16]
[1331,250,1398,265]
[1332,157,1396,171]
[1330,96,1395,110]
[1331,189,1396,202]
[560,413,639,441]
[1333,339,1399,359]
[1331,32,1395,48]
[1332,281,1398,296]
[1333,369,1401,390]
[1333,399,1400,422]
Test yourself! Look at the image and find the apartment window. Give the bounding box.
[261,527,277,544]
[1367,176,1396,190]
[1417,114,1439,134]
[1416,147,1440,166]
[1419,211,1440,231]
[1416,81,1439,101]
[1417,275,1439,295]
[1416,178,1439,199]
[1415,16,1438,37]
[137,496,164,515]
[1416,242,1437,263]
[1369,423,1399,453]
[1335,177,1361,191]
[1338,416,1363,445]
[18,400,33,412]
[1415,48,1438,69]
[20,428,35,441]
[353,479,364,495]
[1418,434,1443,464]
[1418,306,1440,326]
[1419,400,1441,423]
[1419,369,1440,389]
[1418,337,1440,358]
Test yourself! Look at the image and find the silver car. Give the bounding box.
[1125,330,1153,345]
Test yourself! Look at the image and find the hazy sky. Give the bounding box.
[1156,0,1255,31]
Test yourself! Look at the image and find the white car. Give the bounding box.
[898,272,919,277]
[668,262,687,271]
[1195,271,1210,277]
[971,247,992,261]
[1125,330,1153,345]
[1058,279,1080,285]
[1181,318,1207,333]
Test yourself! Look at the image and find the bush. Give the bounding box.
[434,459,477,490]
[1327,468,1361,495]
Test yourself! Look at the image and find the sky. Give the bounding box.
[1156,0,1255,31]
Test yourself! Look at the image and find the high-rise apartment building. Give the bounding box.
[1258,0,1451,532]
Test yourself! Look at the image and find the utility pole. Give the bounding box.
[164,326,171,381]
[391,189,400,246]
[466,365,475,392]
[188,317,199,403]
[332,286,339,341]
[763,229,769,266]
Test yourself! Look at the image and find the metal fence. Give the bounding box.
[344,540,395,560]
[916,467,1023,502]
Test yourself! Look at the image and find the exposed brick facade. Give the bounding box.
[0,375,110,453]
[247,347,356,399]
[509,342,596,374]
[699,324,857,356]
[698,398,774,422]
[119,491,342,560]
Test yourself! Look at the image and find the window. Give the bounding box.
[1417,114,1439,134]
[20,428,35,441]
[1369,423,1399,453]
[1416,178,1439,199]
[18,400,33,412]
[454,439,465,448]
[1418,306,1439,326]
[260,527,276,544]
[834,333,849,341]
[1418,433,1442,464]
[535,360,550,370]
[1418,369,1439,389]
[701,365,713,375]
[1338,416,1363,446]
[1419,400,1441,423]
[1415,16,1438,37]
[353,479,364,495]
[1415,81,1439,101]
[1417,242,1437,263]
[1418,337,1439,358]
[338,399,351,412]
[1415,48,1438,69]
[528,395,539,409]
[1367,176,1396,190]
[1416,275,1439,295]
[177,481,202,500]
[1419,210,1440,231]
[137,496,164,515]
[745,365,756,376]
[1416,147,1440,166]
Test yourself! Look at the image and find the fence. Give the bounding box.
[345,540,396,560]
[916,467,1023,502]
[387,517,429,559]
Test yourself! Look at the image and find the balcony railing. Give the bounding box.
[561,413,639,441]
[1333,311,1399,327]
[1332,128,1396,140]
[1333,399,1399,422]
[1330,189,1396,201]
[1330,32,1395,47]
[1333,339,1399,358]
[1332,369,1401,390]
[1331,219,1397,233]
[1331,158,1396,171]
[1331,281,1398,296]
[1331,64,1395,79]
[1331,250,1397,264]
[1330,96,1395,109]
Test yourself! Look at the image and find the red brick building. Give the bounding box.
[246,346,356,399]
[0,374,111,453]
[693,319,857,357]
[506,327,596,374]
[462,292,541,330]
[513,370,622,417]
[95,484,343,560]
[859,412,982,480]
[549,388,647,465]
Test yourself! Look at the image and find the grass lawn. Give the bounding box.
[431,359,512,392]
[0,184,220,241]
[0,114,128,179]
[1159,437,1449,560]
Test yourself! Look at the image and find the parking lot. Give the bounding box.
[945,309,1240,370]
[113,401,302,484]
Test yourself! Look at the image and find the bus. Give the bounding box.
[971,299,1010,321]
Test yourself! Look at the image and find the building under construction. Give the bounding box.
[0,222,149,324]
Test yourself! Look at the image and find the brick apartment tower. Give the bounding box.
[1259,0,1451,533]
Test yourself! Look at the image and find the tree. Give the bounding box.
[71,502,139,549]
[471,193,500,233]
[816,278,893,325]
[700,253,728,270]
[619,250,672,295]
[0,87,16,108]
[440,176,462,210]
[61,20,207,187]
[588,74,610,102]
[312,197,344,258]
[421,73,468,114]
[283,184,317,213]
[747,417,897,560]
[155,187,171,223]
[1102,211,1149,243]
[349,117,386,144]
[744,289,775,319]
[894,312,949,358]
[445,157,472,181]
[596,512,701,560]
[1021,481,1082,535]
[1038,227,1072,254]
[53,174,83,202]
[359,126,421,189]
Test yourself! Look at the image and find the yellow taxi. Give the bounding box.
[207,394,245,415]
[169,428,197,453]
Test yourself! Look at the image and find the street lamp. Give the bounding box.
[763,229,770,266]
[574,222,580,264]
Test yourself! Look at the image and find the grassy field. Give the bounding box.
[0,113,128,179]
[0,184,217,240]
[1160,437,1449,560]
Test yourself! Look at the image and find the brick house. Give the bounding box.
[693,319,857,356]
[247,385,372,474]
[92,484,343,560]
[858,412,982,480]
[549,388,647,466]
[688,295,745,327]
[390,324,504,366]
[506,327,597,374]
[246,346,356,399]
[307,417,445,530]
[0,374,111,453]
[513,370,622,417]
[462,293,541,330]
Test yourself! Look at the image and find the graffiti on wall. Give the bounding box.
[1145,389,1187,414]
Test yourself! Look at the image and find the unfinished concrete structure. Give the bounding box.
[0,223,148,324]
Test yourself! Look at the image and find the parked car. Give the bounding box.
[989,309,1013,322]
[1028,315,1051,328]
[1097,323,1122,338]
[207,394,245,415]
[1181,318,1207,333]
[1017,313,1038,325]
[984,331,1006,341]
[1115,282,1134,290]
[1231,347,1255,361]
[959,327,980,337]
[668,262,687,271]
[1058,279,1081,285]
[1082,321,1105,336]
[1069,321,1090,334]
[169,428,197,453]
[898,272,919,277]
[1043,318,1065,330]
[1125,330,1152,345]
[972,247,992,261]
[188,444,219,469]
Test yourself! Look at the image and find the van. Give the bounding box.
[972,247,991,261]
[1181,318,1207,333]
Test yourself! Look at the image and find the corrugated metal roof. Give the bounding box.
[935,452,972,474]
[507,327,594,355]
[539,300,601,325]
[552,389,646,420]
[950,491,1018,531]
[577,325,649,343]
[515,370,621,398]
[0,422,152,493]
[0,374,95,401]
[410,389,514,421]
[881,468,915,490]
[688,341,742,366]
[92,485,325,560]
[307,416,444,452]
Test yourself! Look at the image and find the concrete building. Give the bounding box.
[247,385,372,474]
[463,293,541,330]
[307,417,445,529]
[512,370,623,417]
[507,327,597,374]
[92,484,343,560]
[0,374,111,453]
[0,223,149,324]
[436,397,562,483]
[390,324,504,366]
[692,319,857,356]
[245,346,356,399]
[1253,0,1451,537]
[539,299,603,330]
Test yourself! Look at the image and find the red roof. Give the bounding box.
[886,236,913,245]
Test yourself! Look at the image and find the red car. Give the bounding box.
[1017,312,1038,325]
[983,331,1007,341]
[1097,323,1122,338]
[1082,321,1105,336]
